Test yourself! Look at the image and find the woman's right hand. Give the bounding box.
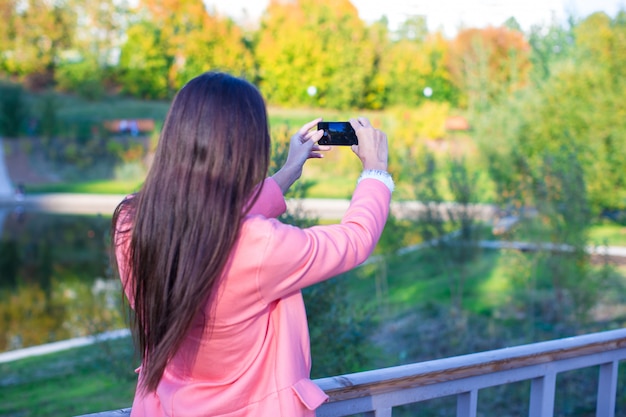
[272,118,329,194]
[350,117,388,172]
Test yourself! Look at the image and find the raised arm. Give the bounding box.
[255,116,393,300]
[255,178,391,302]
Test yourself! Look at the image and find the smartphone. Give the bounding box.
[317,122,358,146]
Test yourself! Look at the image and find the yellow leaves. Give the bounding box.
[0,276,127,351]
[132,0,254,91]
[575,11,626,75]
[388,101,451,147]
[0,285,61,350]
[256,0,370,108]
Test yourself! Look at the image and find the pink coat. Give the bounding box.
[115,177,391,416]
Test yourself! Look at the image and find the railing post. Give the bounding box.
[374,408,392,417]
[529,372,556,417]
[457,390,478,417]
[596,361,618,417]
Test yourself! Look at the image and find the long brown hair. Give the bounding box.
[111,72,271,393]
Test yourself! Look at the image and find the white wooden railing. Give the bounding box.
[315,328,626,417]
[78,328,626,417]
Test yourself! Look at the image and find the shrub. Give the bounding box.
[0,81,28,138]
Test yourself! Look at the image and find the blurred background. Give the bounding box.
[1,0,626,415]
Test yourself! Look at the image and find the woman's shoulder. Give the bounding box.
[239,214,305,251]
[242,213,291,232]
[112,194,137,236]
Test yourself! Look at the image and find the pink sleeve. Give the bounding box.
[255,178,391,302]
[247,177,287,218]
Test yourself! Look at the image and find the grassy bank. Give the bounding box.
[26,179,144,195]
[0,336,136,417]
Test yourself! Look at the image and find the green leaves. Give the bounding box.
[256,0,371,109]
[118,20,172,99]
[0,82,27,138]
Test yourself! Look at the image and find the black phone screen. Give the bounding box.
[317,122,358,146]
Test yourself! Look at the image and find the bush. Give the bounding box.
[0,81,28,138]
[55,60,106,100]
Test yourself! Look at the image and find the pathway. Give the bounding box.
[0,329,130,364]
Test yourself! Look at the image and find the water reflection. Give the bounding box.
[0,207,125,352]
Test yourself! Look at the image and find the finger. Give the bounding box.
[303,129,324,144]
[314,144,331,151]
[293,133,307,145]
[310,144,331,154]
[357,117,371,127]
[299,118,323,136]
[295,128,319,145]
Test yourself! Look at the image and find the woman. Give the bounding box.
[112,71,393,416]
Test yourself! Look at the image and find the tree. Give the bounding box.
[424,32,460,106]
[255,0,374,109]
[1,0,75,87]
[379,19,458,108]
[0,82,27,138]
[447,26,531,112]
[394,145,483,313]
[527,16,575,83]
[0,0,17,75]
[379,17,431,105]
[118,0,254,98]
[472,12,626,217]
[514,145,596,326]
[54,0,129,98]
[169,11,255,88]
[360,18,389,110]
[0,0,126,93]
[117,19,174,99]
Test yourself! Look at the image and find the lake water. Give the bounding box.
[0,206,125,352]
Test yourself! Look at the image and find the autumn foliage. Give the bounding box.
[0,0,531,110]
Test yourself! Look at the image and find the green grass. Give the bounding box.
[0,337,137,417]
[26,179,144,194]
[589,221,626,246]
[349,250,508,317]
[32,94,172,122]
[495,217,626,248]
[24,170,357,197]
